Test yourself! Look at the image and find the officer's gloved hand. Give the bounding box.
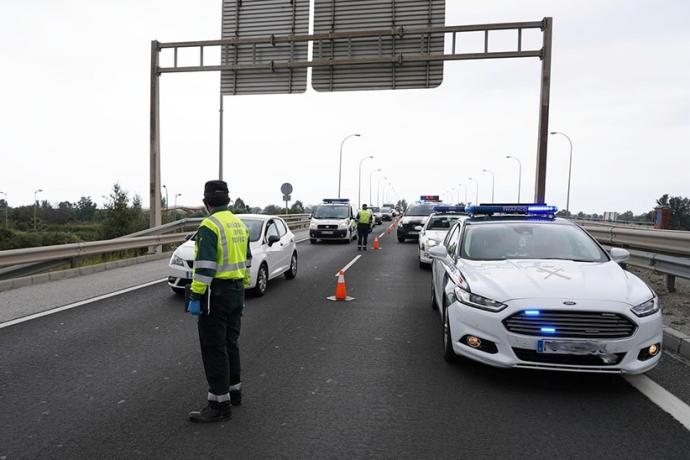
[243,275,251,289]
[186,292,202,316]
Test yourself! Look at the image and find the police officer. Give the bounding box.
[186,180,252,423]
[355,204,374,251]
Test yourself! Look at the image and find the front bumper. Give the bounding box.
[397,224,420,239]
[168,259,258,290]
[310,229,349,240]
[446,300,663,374]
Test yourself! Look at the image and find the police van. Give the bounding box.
[309,199,357,243]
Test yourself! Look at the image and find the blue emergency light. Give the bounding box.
[432,205,466,213]
[322,198,350,204]
[466,203,558,217]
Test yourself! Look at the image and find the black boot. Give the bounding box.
[230,389,242,406]
[188,401,231,423]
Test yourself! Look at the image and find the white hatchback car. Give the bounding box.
[429,204,662,374]
[168,214,298,296]
[418,207,465,268]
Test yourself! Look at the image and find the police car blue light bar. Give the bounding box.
[466,203,558,217]
[322,198,350,204]
[432,205,466,213]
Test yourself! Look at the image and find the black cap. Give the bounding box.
[204,180,229,198]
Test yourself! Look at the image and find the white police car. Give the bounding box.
[309,199,357,243]
[168,214,298,297]
[418,206,466,268]
[428,204,662,374]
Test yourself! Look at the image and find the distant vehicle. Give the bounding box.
[429,203,662,374]
[309,199,357,243]
[370,206,383,225]
[418,206,465,268]
[397,202,440,242]
[168,214,298,297]
[380,207,393,221]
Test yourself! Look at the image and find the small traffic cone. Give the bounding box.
[372,237,381,250]
[327,270,354,301]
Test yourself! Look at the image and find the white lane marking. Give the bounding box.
[624,374,690,432]
[335,255,361,277]
[0,278,167,329]
[378,232,385,238]
[296,237,309,244]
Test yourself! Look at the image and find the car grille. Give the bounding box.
[317,225,338,230]
[503,310,636,339]
[512,348,626,366]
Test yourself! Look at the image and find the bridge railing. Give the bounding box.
[0,214,311,274]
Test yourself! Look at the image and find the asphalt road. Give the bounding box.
[1,229,690,459]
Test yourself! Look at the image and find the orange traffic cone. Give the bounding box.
[327,270,354,301]
[372,237,381,250]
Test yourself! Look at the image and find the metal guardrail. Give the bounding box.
[0,214,311,271]
[582,225,690,257]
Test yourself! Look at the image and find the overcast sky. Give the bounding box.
[1,0,688,214]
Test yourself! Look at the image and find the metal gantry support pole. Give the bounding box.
[219,94,224,180]
[534,17,553,203]
[150,40,162,231]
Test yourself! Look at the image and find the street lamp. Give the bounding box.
[550,131,573,212]
[482,169,495,203]
[338,133,361,198]
[369,168,381,205]
[0,191,7,228]
[467,178,479,205]
[457,184,467,205]
[506,155,522,202]
[377,176,388,207]
[358,155,374,209]
[162,184,169,210]
[33,188,43,231]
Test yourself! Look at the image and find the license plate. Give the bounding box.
[408,231,419,235]
[321,231,333,235]
[537,339,608,355]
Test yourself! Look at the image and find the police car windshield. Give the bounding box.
[405,204,436,216]
[313,205,350,219]
[427,216,459,230]
[239,218,263,242]
[461,223,608,262]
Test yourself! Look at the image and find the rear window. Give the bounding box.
[427,216,460,230]
[405,204,436,216]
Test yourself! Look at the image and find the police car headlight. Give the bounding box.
[426,239,439,247]
[170,254,186,268]
[338,222,348,229]
[309,222,318,230]
[454,287,507,313]
[631,296,659,317]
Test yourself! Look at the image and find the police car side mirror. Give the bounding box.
[414,225,423,231]
[610,247,630,263]
[267,235,280,246]
[428,245,447,259]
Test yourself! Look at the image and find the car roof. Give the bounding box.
[236,214,282,222]
[463,216,574,226]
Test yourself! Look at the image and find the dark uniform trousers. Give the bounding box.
[357,223,370,247]
[198,278,244,396]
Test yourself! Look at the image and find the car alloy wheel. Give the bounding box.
[255,264,268,296]
[285,253,297,280]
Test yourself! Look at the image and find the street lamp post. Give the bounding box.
[369,168,381,205]
[506,155,522,202]
[358,155,374,209]
[468,178,479,205]
[33,188,43,231]
[0,191,7,228]
[457,184,466,205]
[482,169,495,203]
[377,176,388,207]
[338,133,361,198]
[550,131,573,212]
[162,184,168,210]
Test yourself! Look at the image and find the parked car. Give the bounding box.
[168,214,298,297]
